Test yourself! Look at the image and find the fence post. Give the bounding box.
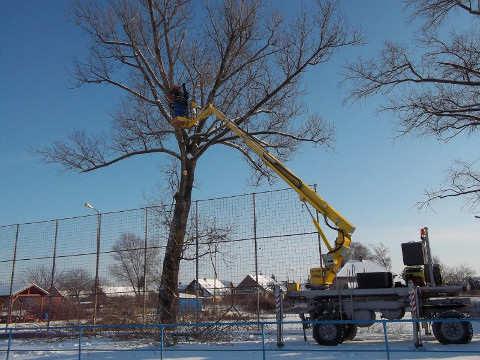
[78,327,82,360]
[93,213,102,327]
[6,328,12,360]
[275,285,284,348]
[195,201,200,322]
[160,325,164,360]
[252,193,260,327]
[261,322,266,360]
[6,224,19,328]
[47,219,59,329]
[143,207,148,324]
[382,320,391,360]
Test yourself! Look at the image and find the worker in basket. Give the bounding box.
[168,83,190,118]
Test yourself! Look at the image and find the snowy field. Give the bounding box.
[2,336,480,360]
[1,318,480,360]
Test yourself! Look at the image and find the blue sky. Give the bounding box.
[1,1,478,275]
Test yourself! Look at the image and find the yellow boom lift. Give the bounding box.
[170,103,355,288]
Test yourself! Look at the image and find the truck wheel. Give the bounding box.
[381,307,405,320]
[312,314,345,346]
[432,310,473,345]
[343,324,358,341]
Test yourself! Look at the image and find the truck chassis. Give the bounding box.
[281,285,474,346]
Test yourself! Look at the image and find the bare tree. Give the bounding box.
[345,0,480,213]
[110,233,162,297]
[370,243,392,271]
[344,242,392,271]
[57,269,95,303]
[23,265,55,290]
[148,192,234,262]
[35,0,362,324]
[442,263,477,286]
[432,254,446,275]
[344,242,372,262]
[422,159,480,212]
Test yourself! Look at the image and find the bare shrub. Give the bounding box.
[100,296,146,326]
[235,294,276,312]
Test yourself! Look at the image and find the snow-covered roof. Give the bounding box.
[187,278,229,297]
[204,279,228,296]
[0,284,49,297]
[337,260,388,278]
[250,274,276,287]
[101,286,138,297]
[236,274,277,292]
[197,278,227,291]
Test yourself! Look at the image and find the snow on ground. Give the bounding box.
[1,316,479,359]
[2,330,480,360]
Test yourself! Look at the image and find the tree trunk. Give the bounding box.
[157,159,196,324]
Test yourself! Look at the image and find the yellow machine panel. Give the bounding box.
[287,282,301,292]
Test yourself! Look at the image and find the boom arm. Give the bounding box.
[171,104,355,286]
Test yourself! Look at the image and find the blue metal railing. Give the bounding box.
[0,318,478,360]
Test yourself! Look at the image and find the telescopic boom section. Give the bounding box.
[170,104,355,286]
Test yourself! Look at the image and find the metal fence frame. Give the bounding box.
[1,318,479,360]
[1,188,324,328]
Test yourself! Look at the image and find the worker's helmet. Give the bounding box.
[174,84,179,89]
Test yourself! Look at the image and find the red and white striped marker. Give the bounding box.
[275,292,281,314]
[409,288,417,315]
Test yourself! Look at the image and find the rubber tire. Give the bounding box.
[381,307,406,320]
[343,324,358,341]
[312,314,345,346]
[432,310,473,345]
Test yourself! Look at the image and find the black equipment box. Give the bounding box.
[424,263,443,286]
[401,242,426,266]
[357,272,393,289]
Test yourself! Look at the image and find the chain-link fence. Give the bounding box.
[0,187,330,327]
